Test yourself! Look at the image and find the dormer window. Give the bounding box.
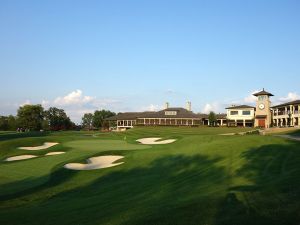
[165,111,177,116]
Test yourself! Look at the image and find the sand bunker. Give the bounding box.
[136,138,176,145]
[5,155,38,162]
[64,155,124,171]
[18,142,59,151]
[45,152,66,156]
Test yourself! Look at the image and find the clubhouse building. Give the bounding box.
[106,89,300,130]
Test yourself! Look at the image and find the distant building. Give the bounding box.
[226,89,300,128]
[271,100,300,127]
[106,102,227,131]
[105,90,300,130]
[252,89,274,128]
[226,105,255,127]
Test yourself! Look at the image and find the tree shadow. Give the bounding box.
[0,154,227,225]
[219,143,300,225]
[0,167,76,201]
[0,131,50,141]
[1,142,300,225]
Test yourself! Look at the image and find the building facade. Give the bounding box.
[106,103,227,131]
[226,105,255,127]
[106,90,300,130]
[271,100,300,127]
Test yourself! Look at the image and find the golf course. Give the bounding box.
[0,127,299,225]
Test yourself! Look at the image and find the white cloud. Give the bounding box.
[53,89,95,106]
[140,104,162,112]
[244,90,260,104]
[20,100,31,107]
[165,89,175,95]
[202,102,222,114]
[278,92,300,102]
[40,90,121,123]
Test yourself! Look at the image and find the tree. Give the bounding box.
[44,107,73,131]
[81,113,94,130]
[0,116,9,130]
[208,111,217,127]
[93,110,116,129]
[17,104,44,131]
[7,115,17,130]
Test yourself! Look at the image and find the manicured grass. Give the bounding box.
[0,127,299,225]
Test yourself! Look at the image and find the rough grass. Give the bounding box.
[0,127,299,225]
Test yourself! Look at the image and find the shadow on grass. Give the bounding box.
[1,143,300,225]
[0,167,76,201]
[0,131,50,141]
[287,129,300,137]
[225,143,300,225]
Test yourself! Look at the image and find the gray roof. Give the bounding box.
[105,112,155,121]
[144,108,201,119]
[226,105,255,109]
[271,100,300,108]
[253,89,274,96]
[105,108,205,120]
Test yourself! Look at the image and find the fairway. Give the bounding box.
[0,127,300,225]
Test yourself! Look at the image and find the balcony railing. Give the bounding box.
[274,111,299,116]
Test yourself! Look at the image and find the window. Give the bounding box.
[165,111,177,116]
[230,111,238,115]
[242,111,251,115]
[258,96,266,101]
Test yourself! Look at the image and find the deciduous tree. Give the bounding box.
[17,104,44,130]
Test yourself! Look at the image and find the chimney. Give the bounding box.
[186,101,192,111]
[165,102,169,109]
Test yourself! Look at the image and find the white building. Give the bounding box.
[226,105,255,127]
[272,100,300,127]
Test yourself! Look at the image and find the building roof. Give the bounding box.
[216,113,227,119]
[105,112,153,121]
[253,89,274,96]
[105,108,205,121]
[271,100,300,108]
[225,105,255,109]
[145,108,201,119]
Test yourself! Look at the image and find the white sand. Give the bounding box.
[136,137,176,145]
[64,155,124,171]
[219,133,236,136]
[5,155,38,161]
[45,152,66,156]
[18,142,59,151]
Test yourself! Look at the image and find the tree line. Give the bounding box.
[81,110,116,130]
[0,104,115,131]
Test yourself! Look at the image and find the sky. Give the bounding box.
[0,0,300,123]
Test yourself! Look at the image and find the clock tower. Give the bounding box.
[253,89,274,128]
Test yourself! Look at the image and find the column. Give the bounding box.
[243,120,246,127]
[290,105,293,126]
[285,107,288,115]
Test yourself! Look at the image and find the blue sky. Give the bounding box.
[0,0,300,122]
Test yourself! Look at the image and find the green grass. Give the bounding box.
[0,127,299,225]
